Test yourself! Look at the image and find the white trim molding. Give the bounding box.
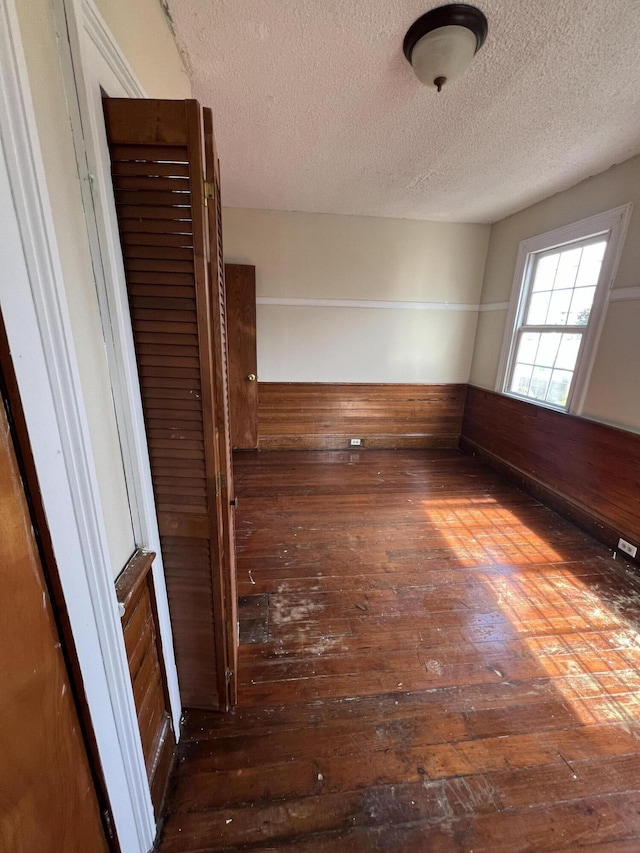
[479,301,509,312]
[0,0,155,849]
[257,296,483,312]
[53,0,182,733]
[81,0,142,96]
[609,286,640,302]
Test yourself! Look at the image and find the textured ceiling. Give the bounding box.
[166,0,640,223]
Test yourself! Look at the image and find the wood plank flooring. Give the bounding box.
[159,450,640,852]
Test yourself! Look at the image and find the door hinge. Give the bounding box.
[215,472,227,495]
[225,668,234,683]
[203,180,214,207]
[102,808,115,840]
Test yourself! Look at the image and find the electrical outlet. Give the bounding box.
[350,438,362,446]
[618,538,638,559]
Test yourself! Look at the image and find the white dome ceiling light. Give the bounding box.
[403,4,488,92]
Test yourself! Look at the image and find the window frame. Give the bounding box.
[496,204,632,415]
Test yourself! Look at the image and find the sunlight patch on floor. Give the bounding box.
[422,496,640,726]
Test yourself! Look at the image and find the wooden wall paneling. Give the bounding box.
[225,264,258,450]
[104,98,234,710]
[257,383,467,450]
[115,550,175,818]
[203,108,238,705]
[461,386,640,552]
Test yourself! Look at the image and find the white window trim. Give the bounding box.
[496,204,633,415]
[51,0,182,736]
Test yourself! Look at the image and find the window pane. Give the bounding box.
[536,332,561,367]
[554,247,581,289]
[527,291,551,324]
[546,369,573,407]
[530,366,552,400]
[568,286,596,325]
[575,241,606,287]
[532,253,559,292]
[515,332,539,365]
[510,363,533,396]
[546,289,572,325]
[555,333,581,370]
[505,224,613,412]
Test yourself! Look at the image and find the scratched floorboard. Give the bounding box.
[159,450,640,852]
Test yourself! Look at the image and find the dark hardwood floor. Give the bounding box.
[159,450,640,852]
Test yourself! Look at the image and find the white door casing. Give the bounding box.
[54,0,182,732]
[0,0,155,849]
[0,0,181,850]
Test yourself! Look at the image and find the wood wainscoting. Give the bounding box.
[257,383,467,450]
[461,386,640,553]
[116,550,175,818]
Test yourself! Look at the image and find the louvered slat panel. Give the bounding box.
[104,98,228,710]
[126,246,195,262]
[121,232,195,249]
[113,176,191,192]
[120,220,194,236]
[126,259,195,274]
[112,161,191,178]
[160,535,217,708]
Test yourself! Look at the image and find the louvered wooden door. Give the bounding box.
[103,99,237,711]
[203,108,238,703]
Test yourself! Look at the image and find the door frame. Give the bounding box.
[0,1,156,850]
[52,0,182,733]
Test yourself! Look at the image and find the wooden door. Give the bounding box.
[104,98,237,710]
[0,393,108,852]
[225,264,258,450]
[203,108,239,704]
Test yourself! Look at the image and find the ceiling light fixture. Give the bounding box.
[403,4,488,92]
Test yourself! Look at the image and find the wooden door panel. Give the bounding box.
[203,107,239,706]
[0,401,108,852]
[226,264,258,450]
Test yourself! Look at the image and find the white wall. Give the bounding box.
[470,154,640,434]
[93,0,190,99]
[223,208,490,383]
[15,0,190,576]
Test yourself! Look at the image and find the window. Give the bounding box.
[497,205,631,414]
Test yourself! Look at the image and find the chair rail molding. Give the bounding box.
[0,0,155,849]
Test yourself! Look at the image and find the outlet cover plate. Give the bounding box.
[618,538,638,558]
